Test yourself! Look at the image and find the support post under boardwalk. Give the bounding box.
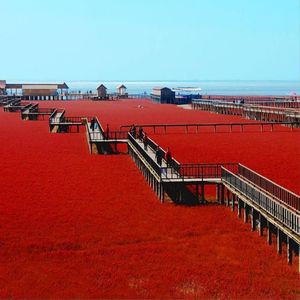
[160,183,164,203]
[267,222,272,245]
[237,198,241,218]
[277,228,282,254]
[251,207,255,232]
[258,213,263,236]
[201,182,205,203]
[287,237,292,264]
[244,203,248,223]
[196,184,199,204]
[216,184,220,203]
[227,189,230,207]
[231,194,235,212]
[221,184,224,204]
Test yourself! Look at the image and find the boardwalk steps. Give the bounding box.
[2,97,300,272]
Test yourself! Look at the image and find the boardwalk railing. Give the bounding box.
[27,103,39,111]
[61,116,92,124]
[121,121,299,134]
[49,109,65,124]
[87,129,127,141]
[3,99,23,111]
[221,167,300,235]
[22,105,56,120]
[88,131,103,141]
[238,164,300,211]
[34,107,58,114]
[105,131,128,140]
[161,163,238,180]
[179,163,238,179]
[145,135,181,172]
[192,99,300,123]
[128,133,162,176]
[129,131,239,181]
[20,103,33,111]
[87,117,104,141]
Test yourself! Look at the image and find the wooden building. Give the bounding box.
[96,84,108,99]
[116,84,128,98]
[151,87,175,104]
[4,82,69,100]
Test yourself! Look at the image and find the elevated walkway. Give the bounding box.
[49,110,92,133]
[128,132,238,204]
[86,118,128,154]
[2,97,300,271]
[0,96,21,107]
[21,104,56,120]
[221,167,300,271]
[192,99,300,125]
[3,100,31,112]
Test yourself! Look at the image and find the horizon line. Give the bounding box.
[3,79,300,83]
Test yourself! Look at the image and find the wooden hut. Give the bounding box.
[96,84,108,99]
[116,84,128,98]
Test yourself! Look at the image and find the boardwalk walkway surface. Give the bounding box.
[2,98,300,272]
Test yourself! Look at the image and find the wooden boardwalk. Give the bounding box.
[192,99,300,124]
[3,97,300,272]
[21,104,55,120]
[221,167,300,270]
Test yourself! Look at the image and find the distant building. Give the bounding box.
[0,80,6,95]
[116,84,128,98]
[96,84,108,99]
[151,87,175,104]
[3,82,69,100]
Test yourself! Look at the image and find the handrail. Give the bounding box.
[161,162,238,180]
[95,117,105,135]
[28,103,39,112]
[145,136,180,172]
[129,132,239,181]
[179,163,238,179]
[128,133,162,176]
[238,164,300,211]
[192,99,300,117]
[20,103,33,112]
[221,167,300,235]
[49,109,65,124]
[105,131,128,140]
[61,116,92,124]
[120,121,298,130]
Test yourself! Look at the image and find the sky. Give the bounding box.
[0,0,299,81]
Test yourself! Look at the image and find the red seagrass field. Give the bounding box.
[0,99,300,299]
